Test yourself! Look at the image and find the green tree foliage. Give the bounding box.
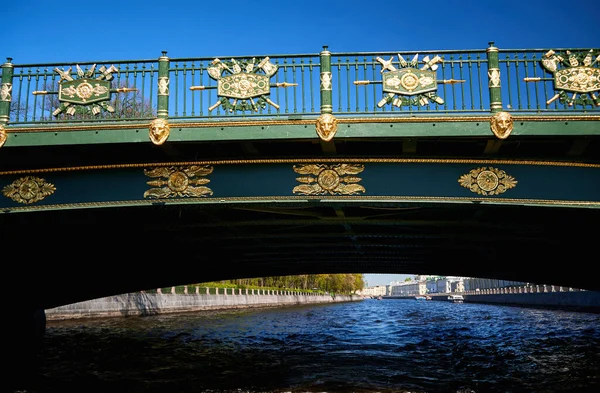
[198,274,365,294]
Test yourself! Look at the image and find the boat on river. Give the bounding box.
[448,295,464,303]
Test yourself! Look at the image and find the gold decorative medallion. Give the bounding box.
[293,164,366,195]
[149,118,170,145]
[2,176,56,204]
[144,165,214,199]
[458,167,517,196]
[490,111,513,139]
[315,113,338,142]
[0,124,6,148]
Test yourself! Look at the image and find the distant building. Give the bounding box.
[389,280,426,296]
[358,285,388,297]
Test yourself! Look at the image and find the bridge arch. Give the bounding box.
[0,43,598,311]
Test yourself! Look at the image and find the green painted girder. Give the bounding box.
[2,117,599,147]
[1,158,598,213]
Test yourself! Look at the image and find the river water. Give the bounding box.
[28,298,600,393]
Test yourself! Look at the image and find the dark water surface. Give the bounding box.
[32,299,600,393]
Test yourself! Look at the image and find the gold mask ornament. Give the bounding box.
[490,111,514,139]
[149,118,170,145]
[0,125,7,148]
[315,113,338,142]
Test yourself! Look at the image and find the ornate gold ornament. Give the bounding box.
[354,53,464,108]
[189,57,297,113]
[32,64,137,116]
[0,124,7,148]
[458,167,517,196]
[149,118,170,145]
[144,165,214,199]
[524,49,600,107]
[2,176,56,204]
[315,113,338,142]
[490,111,514,139]
[292,163,366,195]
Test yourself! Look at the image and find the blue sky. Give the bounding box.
[4,0,597,287]
[3,0,598,65]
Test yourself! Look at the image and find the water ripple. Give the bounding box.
[36,299,600,393]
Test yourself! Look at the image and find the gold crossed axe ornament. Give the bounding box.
[355,53,464,108]
[190,57,297,112]
[33,64,137,116]
[524,49,600,107]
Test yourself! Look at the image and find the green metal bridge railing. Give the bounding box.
[1,42,598,127]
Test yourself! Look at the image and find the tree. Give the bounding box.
[197,274,365,293]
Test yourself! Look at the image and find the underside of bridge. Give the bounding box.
[3,131,600,310]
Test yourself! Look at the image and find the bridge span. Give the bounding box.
[0,43,599,315]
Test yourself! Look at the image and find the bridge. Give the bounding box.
[1,42,599,318]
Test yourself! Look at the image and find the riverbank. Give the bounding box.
[385,290,600,313]
[45,290,361,320]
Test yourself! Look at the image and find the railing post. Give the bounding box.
[0,58,14,125]
[157,51,170,119]
[319,46,332,114]
[486,42,502,113]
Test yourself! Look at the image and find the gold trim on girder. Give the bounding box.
[1,157,599,176]
[4,115,599,133]
[1,195,599,213]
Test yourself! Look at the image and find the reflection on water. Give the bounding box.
[30,299,600,393]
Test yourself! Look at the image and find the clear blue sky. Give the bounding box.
[3,0,598,65]
[4,1,597,287]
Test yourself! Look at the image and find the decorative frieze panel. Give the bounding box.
[292,163,365,195]
[0,160,598,212]
[2,176,56,204]
[144,165,214,199]
[458,167,517,196]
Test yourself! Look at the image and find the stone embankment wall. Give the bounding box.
[463,291,600,312]
[388,290,600,313]
[45,291,361,320]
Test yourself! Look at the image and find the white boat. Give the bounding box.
[415,295,427,301]
[448,295,464,303]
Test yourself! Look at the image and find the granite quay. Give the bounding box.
[45,286,361,320]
